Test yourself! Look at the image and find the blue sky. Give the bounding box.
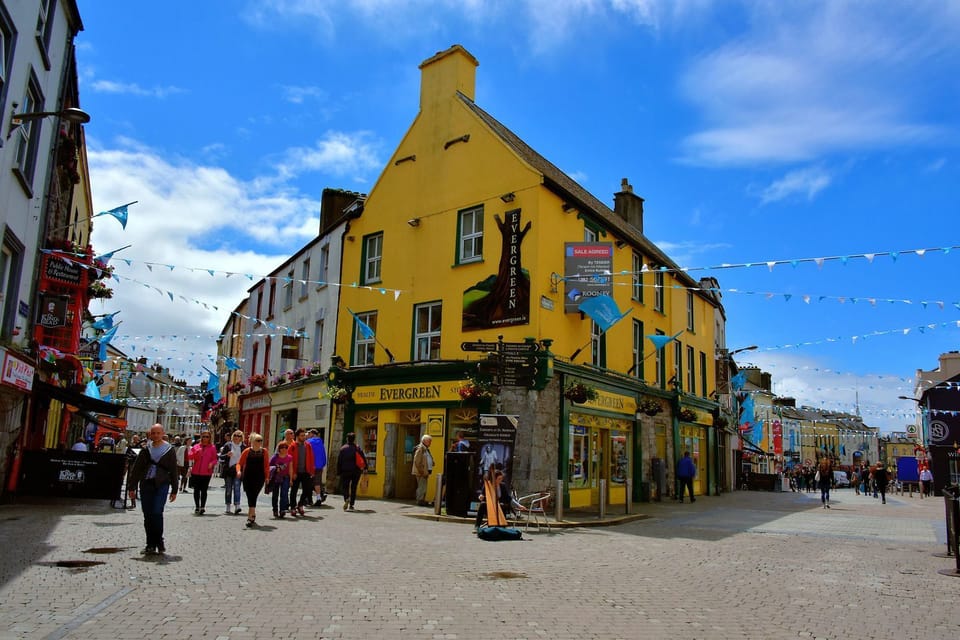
[78,1,960,432]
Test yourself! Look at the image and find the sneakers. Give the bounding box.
[273,510,279,518]
[297,506,305,516]
[194,508,200,514]
[245,518,256,528]
[157,543,166,554]
[348,504,355,511]
[343,501,349,511]
[226,506,233,515]
[234,506,242,514]
[141,546,156,555]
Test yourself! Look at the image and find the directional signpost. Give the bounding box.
[461,337,549,389]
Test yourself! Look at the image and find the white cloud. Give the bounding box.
[272,131,383,182]
[87,140,322,382]
[679,3,953,166]
[281,85,328,104]
[757,166,832,204]
[89,79,185,99]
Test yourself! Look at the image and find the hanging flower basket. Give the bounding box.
[678,408,697,422]
[458,382,496,401]
[327,385,350,404]
[227,381,246,394]
[564,382,598,404]
[87,281,113,299]
[639,398,662,416]
[714,415,729,429]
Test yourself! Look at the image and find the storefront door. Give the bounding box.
[680,425,706,496]
[395,424,420,499]
[568,417,632,508]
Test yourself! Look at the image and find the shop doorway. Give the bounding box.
[568,419,632,508]
[394,424,420,499]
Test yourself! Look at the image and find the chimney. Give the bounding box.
[418,44,479,111]
[613,178,644,234]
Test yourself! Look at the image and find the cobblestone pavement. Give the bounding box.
[0,486,957,640]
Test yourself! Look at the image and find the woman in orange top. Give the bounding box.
[237,433,270,528]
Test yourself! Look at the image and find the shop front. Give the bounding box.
[564,388,636,509]
[678,422,708,497]
[343,378,476,503]
[239,391,272,449]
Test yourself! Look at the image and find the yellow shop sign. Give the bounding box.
[581,390,637,415]
[353,380,468,405]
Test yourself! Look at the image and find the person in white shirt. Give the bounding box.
[220,431,246,514]
[411,435,434,506]
[919,466,934,498]
[175,437,190,493]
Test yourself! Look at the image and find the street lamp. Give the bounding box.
[729,345,758,357]
[7,105,91,138]
[898,395,927,449]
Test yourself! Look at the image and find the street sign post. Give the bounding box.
[461,337,550,390]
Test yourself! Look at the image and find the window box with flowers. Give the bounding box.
[288,367,307,381]
[227,381,246,394]
[678,408,697,422]
[270,374,288,388]
[247,374,268,390]
[309,361,325,375]
[639,398,663,416]
[564,381,598,404]
[714,415,729,429]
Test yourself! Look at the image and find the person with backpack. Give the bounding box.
[337,432,367,511]
[126,424,177,555]
[220,430,246,514]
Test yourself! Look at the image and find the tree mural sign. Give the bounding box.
[462,209,531,330]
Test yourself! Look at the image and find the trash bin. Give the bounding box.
[940,485,960,577]
[444,452,474,517]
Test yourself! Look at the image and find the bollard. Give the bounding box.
[555,479,564,522]
[938,485,960,577]
[599,479,607,520]
[434,473,443,516]
[626,478,632,515]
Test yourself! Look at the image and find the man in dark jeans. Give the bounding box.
[127,424,178,555]
[677,451,697,503]
[336,432,366,511]
[288,428,316,517]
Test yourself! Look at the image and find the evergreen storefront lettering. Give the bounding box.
[379,384,442,401]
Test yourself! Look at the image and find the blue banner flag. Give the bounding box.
[97,204,129,229]
[347,308,375,340]
[730,371,747,392]
[207,371,221,403]
[577,294,629,333]
[85,380,101,400]
[91,311,119,331]
[224,357,241,371]
[645,330,683,352]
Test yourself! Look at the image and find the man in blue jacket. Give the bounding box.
[677,451,697,503]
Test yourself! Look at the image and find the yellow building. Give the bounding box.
[331,45,722,508]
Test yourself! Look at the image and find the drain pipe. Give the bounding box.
[555,478,563,522]
[599,479,607,519]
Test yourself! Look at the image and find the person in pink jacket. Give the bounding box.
[187,431,218,514]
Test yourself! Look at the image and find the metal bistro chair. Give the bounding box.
[511,491,552,532]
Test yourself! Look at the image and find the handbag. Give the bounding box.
[814,470,821,482]
[355,448,366,470]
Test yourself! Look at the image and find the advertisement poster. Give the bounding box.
[563,242,614,313]
[462,209,531,330]
[772,420,783,456]
[476,414,518,495]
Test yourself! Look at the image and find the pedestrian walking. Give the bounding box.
[337,432,367,511]
[175,436,190,493]
[220,430,246,514]
[920,466,933,498]
[677,451,696,503]
[412,434,434,506]
[817,458,833,508]
[269,442,293,518]
[126,424,177,555]
[873,463,890,504]
[124,435,142,509]
[306,429,328,506]
[187,430,218,514]
[288,428,316,517]
[237,433,270,528]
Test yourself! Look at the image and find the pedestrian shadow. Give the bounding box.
[130,554,182,563]
[347,508,376,514]
[91,521,135,527]
[244,524,277,531]
[290,514,323,521]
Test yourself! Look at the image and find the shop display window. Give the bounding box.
[610,430,628,485]
[359,425,378,473]
[569,425,588,488]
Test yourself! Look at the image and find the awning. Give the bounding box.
[33,379,123,417]
[740,437,767,456]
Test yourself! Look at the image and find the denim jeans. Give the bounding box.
[224,473,242,505]
[139,480,170,549]
[271,476,290,514]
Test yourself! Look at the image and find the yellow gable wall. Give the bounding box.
[337,46,716,391]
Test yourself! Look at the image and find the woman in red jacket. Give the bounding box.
[187,431,218,514]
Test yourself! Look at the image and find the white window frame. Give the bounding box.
[674,341,683,391]
[363,233,383,284]
[458,206,483,263]
[654,271,664,312]
[686,291,695,332]
[318,245,329,288]
[632,252,643,302]
[14,76,44,186]
[632,319,643,379]
[300,259,310,299]
[312,319,324,363]
[686,345,695,394]
[414,302,442,361]
[283,270,293,309]
[353,311,377,366]
[654,330,665,388]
